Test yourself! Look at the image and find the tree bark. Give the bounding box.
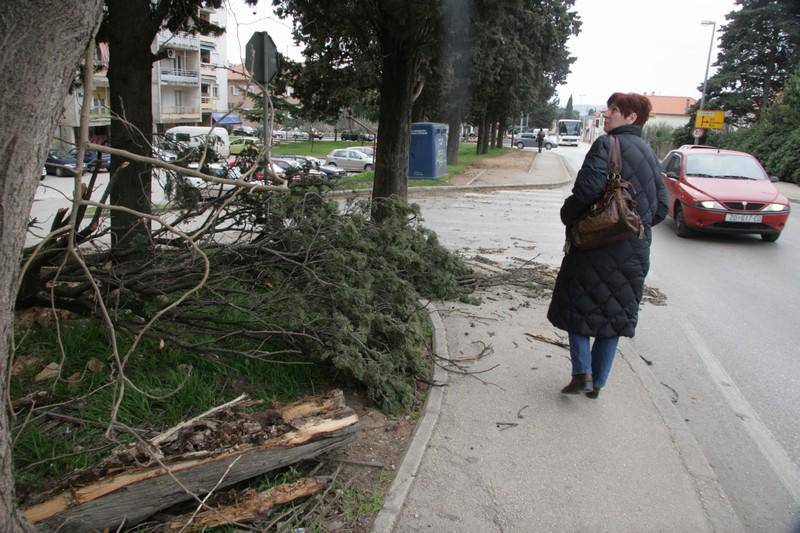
[371,37,418,222]
[446,115,461,164]
[489,120,497,149]
[108,0,158,252]
[0,2,104,531]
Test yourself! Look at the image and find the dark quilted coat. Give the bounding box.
[547,125,668,337]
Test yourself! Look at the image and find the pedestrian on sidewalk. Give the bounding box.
[536,129,545,153]
[547,92,668,399]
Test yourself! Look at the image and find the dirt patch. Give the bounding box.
[470,150,534,170]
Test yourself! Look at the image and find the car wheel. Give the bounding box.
[55,167,64,177]
[674,204,690,238]
[515,141,524,149]
[327,162,336,166]
[364,164,373,172]
[761,232,780,242]
[545,142,554,149]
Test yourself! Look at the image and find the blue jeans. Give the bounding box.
[568,333,619,389]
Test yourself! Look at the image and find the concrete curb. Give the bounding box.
[330,179,574,201]
[371,302,449,533]
[618,338,746,533]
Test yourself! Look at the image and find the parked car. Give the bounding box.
[175,162,243,200]
[318,164,347,180]
[278,154,323,170]
[661,145,790,242]
[272,157,306,182]
[232,126,257,136]
[45,149,81,177]
[341,131,374,142]
[229,136,262,155]
[254,162,286,184]
[70,148,111,171]
[514,131,557,150]
[325,148,374,172]
[350,146,374,158]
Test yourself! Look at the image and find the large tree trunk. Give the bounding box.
[0,3,104,530]
[108,0,158,252]
[371,37,418,222]
[446,115,461,164]
[489,120,497,149]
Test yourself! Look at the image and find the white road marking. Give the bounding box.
[681,320,800,505]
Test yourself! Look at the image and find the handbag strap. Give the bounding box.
[608,135,623,175]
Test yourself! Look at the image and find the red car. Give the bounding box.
[660,145,791,242]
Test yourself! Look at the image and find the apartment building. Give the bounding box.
[56,7,236,147]
[153,6,234,133]
[54,43,111,149]
[227,64,260,128]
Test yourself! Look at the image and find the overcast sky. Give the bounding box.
[225,0,739,108]
[557,0,739,108]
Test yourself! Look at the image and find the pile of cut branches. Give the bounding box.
[17,180,473,415]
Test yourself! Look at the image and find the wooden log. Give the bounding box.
[163,477,325,532]
[150,393,249,448]
[278,389,345,422]
[24,408,357,532]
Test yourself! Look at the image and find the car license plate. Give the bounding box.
[725,213,762,223]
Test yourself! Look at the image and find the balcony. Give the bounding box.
[89,106,111,123]
[200,96,218,111]
[157,32,198,50]
[160,106,201,122]
[160,68,199,85]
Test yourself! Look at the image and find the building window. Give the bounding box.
[175,90,184,107]
[200,49,211,64]
[231,85,240,96]
[212,85,219,97]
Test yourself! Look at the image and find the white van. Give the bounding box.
[164,126,230,158]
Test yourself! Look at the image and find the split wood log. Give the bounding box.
[24,396,358,532]
[163,477,325,532]
[150,393,249,448]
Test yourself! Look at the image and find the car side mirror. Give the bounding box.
[666,171,679,180]
[769,175,780,183]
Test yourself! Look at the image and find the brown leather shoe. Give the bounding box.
[561,373,593,394]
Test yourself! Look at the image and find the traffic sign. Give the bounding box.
[245,32,279,84]
[693,128,705,138]
[695,110,724,129]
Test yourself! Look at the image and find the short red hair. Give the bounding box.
[607,92,652,127]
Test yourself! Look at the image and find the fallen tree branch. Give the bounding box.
[165,477,326,532]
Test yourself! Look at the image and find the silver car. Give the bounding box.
[514,131,558,150]
[325,148,374,172]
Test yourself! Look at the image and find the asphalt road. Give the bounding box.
[413,143,800,532]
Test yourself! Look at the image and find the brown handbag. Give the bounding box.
[570,135,644,250]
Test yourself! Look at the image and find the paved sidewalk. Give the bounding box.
[372,150,745,532]
[775,180,800,204]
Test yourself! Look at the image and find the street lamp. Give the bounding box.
[699,20,717,110]
[694,20,717,145]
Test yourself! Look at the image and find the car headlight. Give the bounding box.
[763,203,789,212]
[697,200,724,210]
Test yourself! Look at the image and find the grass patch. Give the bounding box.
[340,487,384,519]
[272,140,373,158]
[11,317,328,495]
[332,144,510,190]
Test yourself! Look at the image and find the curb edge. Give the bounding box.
[370,302,449,533]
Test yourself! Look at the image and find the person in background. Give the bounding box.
[547,92,668,399]
[536,128,546,153]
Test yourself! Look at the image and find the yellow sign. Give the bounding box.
[695,110,725,129]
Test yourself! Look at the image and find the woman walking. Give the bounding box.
[547,92,668,399]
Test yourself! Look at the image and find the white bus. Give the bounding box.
[556,119,582,146]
